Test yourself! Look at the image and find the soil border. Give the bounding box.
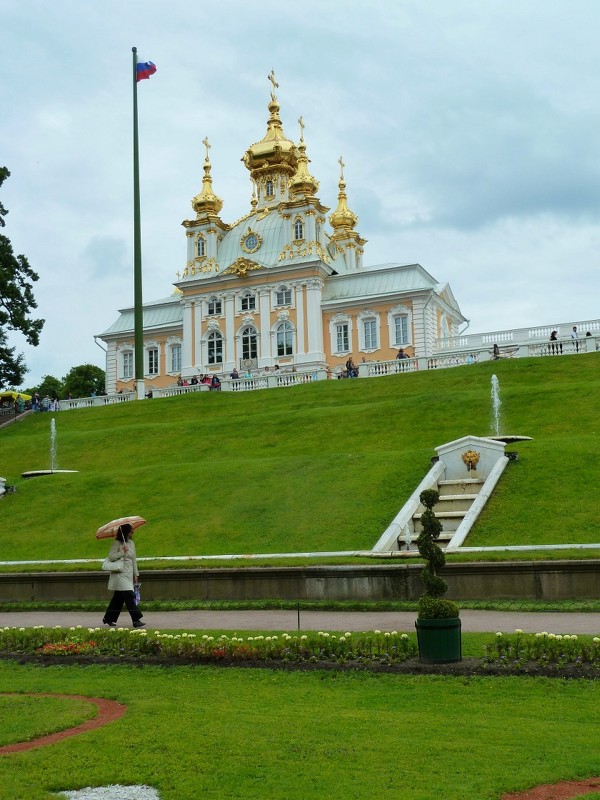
[0,693,126,754]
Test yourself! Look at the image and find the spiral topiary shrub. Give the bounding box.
[416,488,459,619]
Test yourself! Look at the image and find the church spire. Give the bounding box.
[290,116,319,198]
[242,71,299,187]
[191,137,223,217]
[329,157,358,233]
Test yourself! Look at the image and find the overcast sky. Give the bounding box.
[2,0,599,387]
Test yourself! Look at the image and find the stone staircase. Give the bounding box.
[373,435,511,555]
[410,478,485,550]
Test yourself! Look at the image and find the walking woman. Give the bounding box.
[102,523,145,628]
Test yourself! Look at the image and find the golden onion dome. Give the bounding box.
[329,156,358,232]
[242,71,299,179]
[289,116,319,198]
[191,137,223,217]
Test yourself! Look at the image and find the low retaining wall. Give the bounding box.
[0,560,598,602]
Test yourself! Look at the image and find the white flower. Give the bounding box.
[401,634,409,640]
[344,632,352,638]
[548,633,556,639]
[514,629,523,634]
[384,632,390,637]
[496,632,503,637]
[19,627,25,632]
[69,627,76,631]
[374,630,381,635]
[571,635,578,640]
[339,637,346,643]
[593,637,600,643]
[301,635,308,641]
[391,631,398,636]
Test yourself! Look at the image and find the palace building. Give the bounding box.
[99,76,466,393]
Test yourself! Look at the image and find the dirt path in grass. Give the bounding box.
[0,693,126,754]
[502,777,600,799]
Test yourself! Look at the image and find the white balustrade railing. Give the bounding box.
[56,330,599,410]
[437,318,600,351]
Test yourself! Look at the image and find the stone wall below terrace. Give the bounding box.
[0,560,598,603]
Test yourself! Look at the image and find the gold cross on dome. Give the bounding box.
[202,137,211,161]
[298,116,305,142]
[267,69,279,100]
[338,156,345,180]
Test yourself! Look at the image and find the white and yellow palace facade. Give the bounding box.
[99,78,466,394]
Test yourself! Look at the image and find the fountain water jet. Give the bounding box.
[487,374,532,445]
[21,418,79,478]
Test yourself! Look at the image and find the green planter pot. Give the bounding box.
[415,617,462,664]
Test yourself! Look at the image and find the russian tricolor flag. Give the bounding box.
[136,59,157,82]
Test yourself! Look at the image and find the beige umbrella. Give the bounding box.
[95,515,147,540]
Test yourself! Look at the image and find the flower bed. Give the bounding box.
[1,626,599,677]
[0,625,417,666]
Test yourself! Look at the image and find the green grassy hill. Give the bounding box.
[1,353,599,563]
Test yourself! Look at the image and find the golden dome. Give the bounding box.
[242,71,298,180]
[191,137,223,217]
[289,116,319,198]
[329,156,358,232]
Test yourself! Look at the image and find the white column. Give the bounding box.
[193,297,204,372]
[305,278,325,363]
[182,300,194,375]
[224,292,235,368]
[258,286,271,366]
[294,282,306,361]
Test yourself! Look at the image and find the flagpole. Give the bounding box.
[132,46,145,400]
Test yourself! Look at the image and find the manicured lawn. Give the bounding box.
[0,354,598,563]
[0,661,598,800]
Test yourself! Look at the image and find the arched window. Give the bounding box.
[207,331,223,364]
[275,286,292,306]
[197,237,205,257]
[276,321,294,356]
[240,292,256,312]
[265,180,274,197]
[207,296,222,316]
[241,326,258,360]
[294,218,304,240]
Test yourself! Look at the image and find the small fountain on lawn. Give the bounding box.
[487,374,532,445]
[21,418,79,478]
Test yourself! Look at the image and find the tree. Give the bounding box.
[62,364,105,399]
[27,374,63,400]
[0,167,44,388]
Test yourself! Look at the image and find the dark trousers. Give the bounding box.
[104,590,143,625]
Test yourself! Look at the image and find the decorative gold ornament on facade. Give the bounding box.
[240,228,262,254]
[461,450,480,471]
[223,257,262,278]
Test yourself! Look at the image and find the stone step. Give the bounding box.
[417,496,476,512]
[438,479,484,496]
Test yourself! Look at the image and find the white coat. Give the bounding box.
[106,538,139,592]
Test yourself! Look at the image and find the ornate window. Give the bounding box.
[122,350,133,380]
[294,217,304,240]
[207,331,223,364]
[388,305,413,347]
[364,319,377,349]
[207,296,222,316]
[275,286,292,306]
[276,321,294,356]
[358,310,380,352]
[241,326,258,360]
[329,314,352,355]
[147,347,159,376]
[196,236,206,258]
[265,179,274,197]
[240,292,256,312]
[336,323,350,353]
[170,344,182,374]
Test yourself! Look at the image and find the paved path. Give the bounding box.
[1,610,600,634]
